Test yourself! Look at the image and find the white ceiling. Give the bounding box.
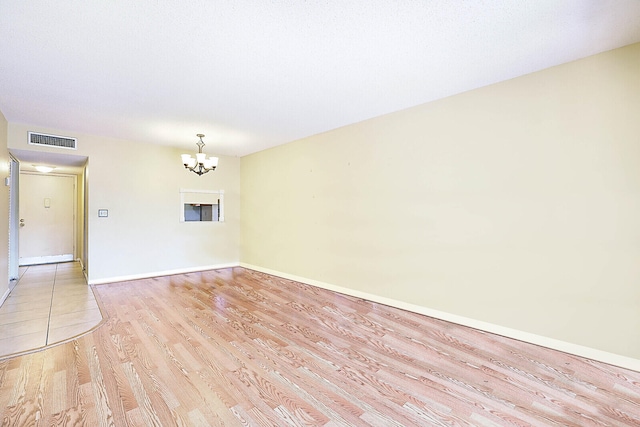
[1,1,640,158]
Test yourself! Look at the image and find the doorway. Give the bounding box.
[18,172,76,266]
[8,149,88,277]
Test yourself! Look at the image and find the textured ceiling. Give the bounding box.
[1,1,640,157]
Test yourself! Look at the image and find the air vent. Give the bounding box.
[28,132,77,150]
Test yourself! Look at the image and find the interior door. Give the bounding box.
[8,156,20,282]
[19,173,75,265]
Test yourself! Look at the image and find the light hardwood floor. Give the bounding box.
[1,267,639,426]
[0,262,102,357]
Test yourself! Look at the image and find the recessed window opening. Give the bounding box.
[180,189,224,222]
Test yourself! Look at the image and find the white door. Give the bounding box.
[8,157,20,281]
[19,173,75,266]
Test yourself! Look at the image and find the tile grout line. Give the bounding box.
[44,264,57,345]
[0,262,99,358]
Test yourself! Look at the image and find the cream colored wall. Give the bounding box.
[7,126,240,283]
[241,43,640,360]
[0,111,9,303]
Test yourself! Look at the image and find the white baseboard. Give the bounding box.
[240,262,640,373]
[19,254,74,266]
[76,258,88,281]
[88,263,240,285]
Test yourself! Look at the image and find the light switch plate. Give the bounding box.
[98,209,108,217]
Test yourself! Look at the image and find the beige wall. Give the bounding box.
[241,43,640,360]
[0,111,9,303]
[7,126,240,283]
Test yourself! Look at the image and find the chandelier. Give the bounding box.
[181,134,219,176]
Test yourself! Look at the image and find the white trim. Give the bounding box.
[179,188,225,195]
[77,257,88,281]
[88,262,239,285]
[240,262,640,373]
[19,254,74,266]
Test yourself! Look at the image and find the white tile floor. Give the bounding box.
[0,261,103,358]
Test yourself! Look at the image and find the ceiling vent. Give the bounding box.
[28,132,77,150]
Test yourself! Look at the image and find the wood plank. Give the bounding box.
[1,267,639,426]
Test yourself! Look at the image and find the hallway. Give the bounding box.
[0,262,102,358]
